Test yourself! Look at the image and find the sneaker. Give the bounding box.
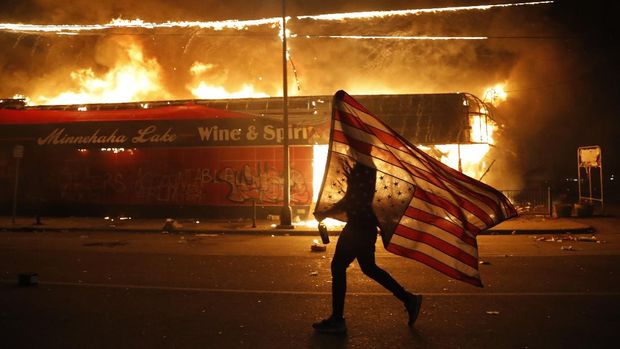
[312,316,347,334]
[404,292,423,326]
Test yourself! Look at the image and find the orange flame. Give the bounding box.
[187,62,270,99]
[483,84,508,106]
[33,40,170,105]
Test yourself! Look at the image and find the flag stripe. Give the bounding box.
[333,130,402,170]
[413,189,483,234]
[394,224,479,269]
[389,233,478,277]
[403,206,477,246]
[386,242,482,287]
[398,216,478,258]
[331,142,413,184]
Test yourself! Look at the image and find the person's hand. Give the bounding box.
[314,211,326,222]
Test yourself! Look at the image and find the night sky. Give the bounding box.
[1,0,618,200]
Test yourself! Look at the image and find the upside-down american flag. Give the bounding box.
[314,90,517,287]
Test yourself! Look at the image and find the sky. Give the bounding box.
[0,0,618,197]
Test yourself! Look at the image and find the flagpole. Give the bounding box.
[277,0,294,229]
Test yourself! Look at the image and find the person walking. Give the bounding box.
[313,163,422,334]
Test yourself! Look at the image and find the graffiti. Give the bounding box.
[58,165,127,202]
[5,147,314,208]
[134,168,216,204]
[217,163,310,204]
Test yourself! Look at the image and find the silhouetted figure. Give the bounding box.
[313,163,422,334]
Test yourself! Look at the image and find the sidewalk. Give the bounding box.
[0,214,594,235]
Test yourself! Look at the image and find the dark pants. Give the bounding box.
[331,223,408,319]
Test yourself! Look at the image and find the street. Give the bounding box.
[1,217,619,348]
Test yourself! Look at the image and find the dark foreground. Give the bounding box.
[1,218,619,348]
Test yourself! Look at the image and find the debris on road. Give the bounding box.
[479,260,491,265]
[485,310,500,315]
[560,245,575,251]
[534,234,602,244]
[309,271,318,276]
[310,239,327,252]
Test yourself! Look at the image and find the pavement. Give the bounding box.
[0,213,598,235]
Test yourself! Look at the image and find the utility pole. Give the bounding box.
[277,0,293,229]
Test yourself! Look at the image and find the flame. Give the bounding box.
[33,40,170,105]
[483,84,508,106]
[187,61,270,99]
[0,1,553,35]
[298,1,553,21]
[308,35,487,41]
[417,110,497,179]
[470,114,497,144]
[0,17,281,34]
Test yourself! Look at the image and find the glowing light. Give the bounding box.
[483,84,508,106]
[312,144,329,202]
[299,217,346,230]
[0,17,281,34]
[298,1,554,21]
[470,114,497,144]
[0,1,554,36]
[307,35,487,41]
[100,148,135,154]
[32,40,169,105]
[187,61,270,99]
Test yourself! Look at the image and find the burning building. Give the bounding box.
[0,92,501,219]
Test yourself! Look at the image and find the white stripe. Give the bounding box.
[336,101,393,135]
[399,215,479,258]
[390,234,480,278]
[409,197,477,239]
[334,120,389,151]
[332,141,414,185]
[429,162,501,215]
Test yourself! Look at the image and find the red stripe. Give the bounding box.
[413,189,481,235]
[422,156,505,216]
[336,91,373,115]
[386,243,482,287]
[395,224,479,269]
[404,206,477,246]
[333,130,404,170]
[402,163,494,226]
[334,111,370,133]
[402,162,449,189]
[336,111,408,152]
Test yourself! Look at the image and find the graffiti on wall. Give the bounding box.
[217,163,309,204]
[2,146,313,208]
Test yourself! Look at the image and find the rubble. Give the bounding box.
[534,234,602,244]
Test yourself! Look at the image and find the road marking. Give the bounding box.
[2,279,620,297]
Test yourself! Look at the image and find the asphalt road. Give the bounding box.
[1,218,619,348]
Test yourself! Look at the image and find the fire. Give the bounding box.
[0,17,281,35]
[298,1,553,21]
[309,35,487,41]
[483,84,508,106]
[417,107,497,180]
[0,1,554,36]
[33,40,170,105]
[188,61,270,99]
